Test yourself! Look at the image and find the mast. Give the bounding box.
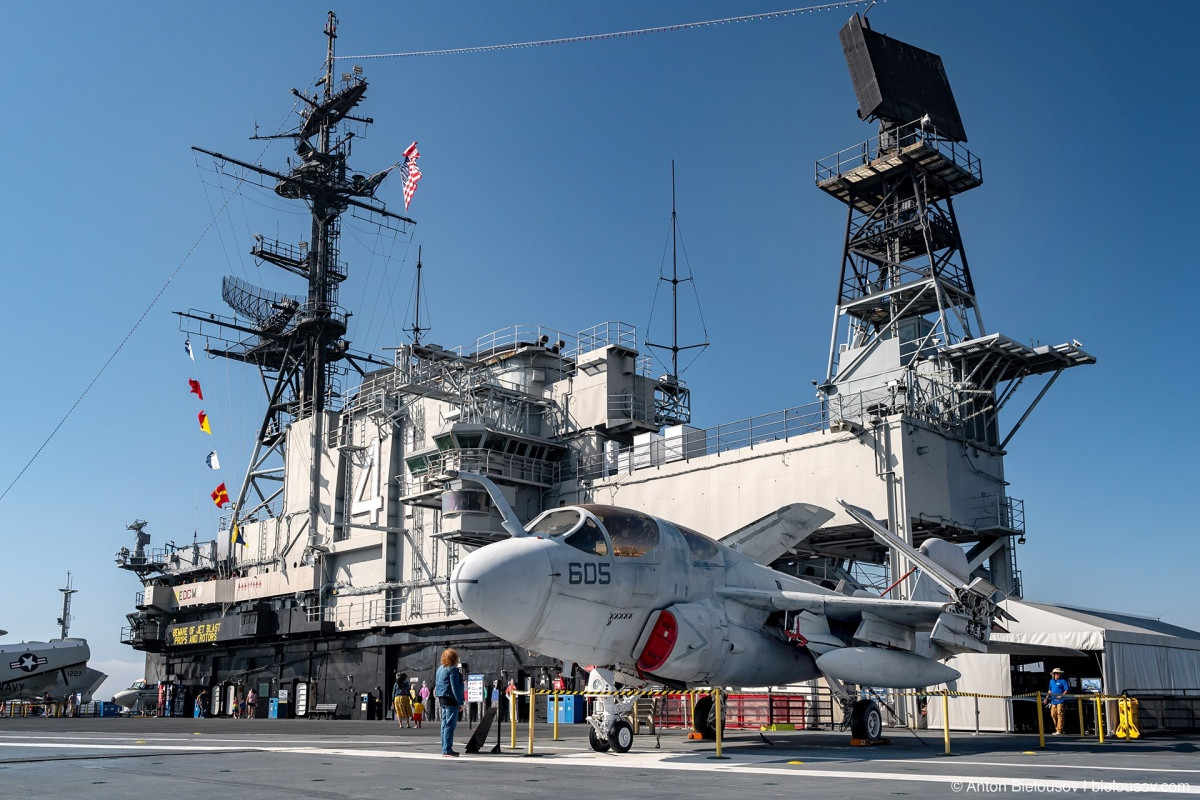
[646,160,707,426]
[177,12,415,567]
[408,245,427,345]
[57,572,76,639]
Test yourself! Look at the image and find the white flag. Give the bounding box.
[185,338,195,361]
[206,450,220,470]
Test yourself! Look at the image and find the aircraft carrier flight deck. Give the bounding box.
[0,717,1195,799]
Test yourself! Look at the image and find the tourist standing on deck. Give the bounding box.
[393,673,409,728]
[398,681,414,728]
[1045,667,1069,735]
[435,648,464,756]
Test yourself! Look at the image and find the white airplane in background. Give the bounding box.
[112,679,157,712]
[448,470,1011,753]
[0,635,108,704]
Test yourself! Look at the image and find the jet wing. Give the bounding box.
[717,586,947,628]
[718,503,835,566]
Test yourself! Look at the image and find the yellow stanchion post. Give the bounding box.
[1077,697,1085,738]
[526,681,535,756]
[1036,691,1045,748]
[552,692,561,741]
[708,687,728,759]
[942,690,952,755]
[1095,696,1104,744]
[509,688,517,749]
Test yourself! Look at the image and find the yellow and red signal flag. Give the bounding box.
[198,410,212,434]
[188,379,204,401]
[211,482,230,508]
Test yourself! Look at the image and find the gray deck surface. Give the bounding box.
[1,716,1196,798]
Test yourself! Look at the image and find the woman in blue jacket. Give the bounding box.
[434,648,465,756]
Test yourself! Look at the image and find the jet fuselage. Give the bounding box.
[452,504,823,687]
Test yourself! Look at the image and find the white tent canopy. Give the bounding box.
[927,600,1200,731]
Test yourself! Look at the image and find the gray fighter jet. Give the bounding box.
[448,471,1008,752]
[0,637,107,704]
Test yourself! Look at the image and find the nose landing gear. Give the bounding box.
[585,667,636,754]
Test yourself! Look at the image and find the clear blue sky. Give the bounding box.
[3,1,1197,698]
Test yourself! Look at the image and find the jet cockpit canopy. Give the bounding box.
[526,505,662,558]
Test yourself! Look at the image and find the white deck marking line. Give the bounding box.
[4,740,1193,794]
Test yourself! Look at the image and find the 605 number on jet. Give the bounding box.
[567,562,611,585]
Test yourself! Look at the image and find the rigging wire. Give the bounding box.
[0,113,295,504]
[0,190,240,504]
[336,1,872,60]
[4,2,875,503]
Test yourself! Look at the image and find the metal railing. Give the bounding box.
[815,117,982,185]
[469,321,652,374]
[402,447,558,495]
[973,493,1025,534]
[574,399,828,479]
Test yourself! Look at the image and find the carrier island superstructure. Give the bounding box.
[117,13,1094,715]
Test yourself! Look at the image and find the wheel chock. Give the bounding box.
[850,737,891,747]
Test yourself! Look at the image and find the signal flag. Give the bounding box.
[198,410,212,434]
[188,379,204,401]
[211,482,230,508]
[206,450,220,470]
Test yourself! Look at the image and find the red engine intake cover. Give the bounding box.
[636,610,678,672]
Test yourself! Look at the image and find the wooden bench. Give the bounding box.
[308,703,338,719]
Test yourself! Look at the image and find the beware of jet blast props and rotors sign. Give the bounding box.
[448,471,1014,749]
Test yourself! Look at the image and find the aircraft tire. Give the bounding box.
[609,720,634,753]
[588,726,611,752]
[850,699,882,740]
[692,696,725,740]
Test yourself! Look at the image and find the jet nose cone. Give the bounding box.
[452,538,553,644]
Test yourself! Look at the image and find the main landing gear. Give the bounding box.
[690,693,726,740]
[850,698,883,740]
[825,675,884,741]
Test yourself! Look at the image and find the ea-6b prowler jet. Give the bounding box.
[448,471,1011,752]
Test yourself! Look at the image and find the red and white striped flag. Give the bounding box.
[402,141,422,210]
